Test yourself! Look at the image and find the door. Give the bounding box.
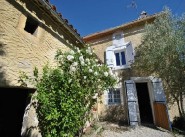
[152,78,171,130]
[136,83,153,124]
[125,80,140,126]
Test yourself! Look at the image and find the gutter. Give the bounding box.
[37,0,85,45]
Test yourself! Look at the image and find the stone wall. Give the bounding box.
[0,0,73,87]
[85,25,145,124]
[89,25,144,63]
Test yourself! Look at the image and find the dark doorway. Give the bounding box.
[0,87,34,137]
[136,83,153,124]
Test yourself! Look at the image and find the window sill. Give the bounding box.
[106,103,121,106]
[112,65,131,70]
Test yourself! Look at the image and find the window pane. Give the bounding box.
[121,51,126,65]
[115,53,120,66]
[115,34,121,40]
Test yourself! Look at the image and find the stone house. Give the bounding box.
[83,12,172,130]
[0,0,84,136]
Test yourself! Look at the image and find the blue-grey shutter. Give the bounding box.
[125,80,140,126]
[126,42,135,66]
[106,46,114,67]
[152,78,166,102]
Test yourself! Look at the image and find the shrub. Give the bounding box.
[20,46,116,137]
[172,115,185,132]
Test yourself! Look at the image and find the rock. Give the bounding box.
[21,94,41,137]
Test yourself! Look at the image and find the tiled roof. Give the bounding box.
[83,13,160,42]
[33,0,85,45]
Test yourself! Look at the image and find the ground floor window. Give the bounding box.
[108,88,121,105]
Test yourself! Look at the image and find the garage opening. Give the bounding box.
[136,83,153,124]
[0,87,35,137]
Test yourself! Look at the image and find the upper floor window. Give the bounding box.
[115,51,126,66]
[115,34,121,40]
[105,42,134,70]
[113,32,124,46]
[24,17,39,35]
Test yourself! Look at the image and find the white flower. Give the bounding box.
[67,55,74,61]
[84,76,87,79]
[77,48,80,53]
[89,69,93,73]
[95,59,98,62]
[94,71,98,76]
[109,69,113,75]
[70,66,76,72]
[68,79,72,83]
[86,47,92,54]
[81,61,85,66]
[79,56,84,61]
[58,55,63,60]
[86,59,90,62]
[72,62,78,67]
[92,93,98,99]
[70,50,75,55]
[104,72,108,77]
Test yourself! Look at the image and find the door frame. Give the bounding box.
[130,76,156,125]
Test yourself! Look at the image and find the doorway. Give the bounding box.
[0,87,34,137]
[135,83,153,124]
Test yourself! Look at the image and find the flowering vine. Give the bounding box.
[20,46,116,137]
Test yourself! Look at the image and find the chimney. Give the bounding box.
[138,11,147,19]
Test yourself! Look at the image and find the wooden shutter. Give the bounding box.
[125,80,140,126]
[105,46,114,67]
[126,42,134,65]
[152,78,171,130]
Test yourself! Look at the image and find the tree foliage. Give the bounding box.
[133,8,185,116]
[20,46,116,137]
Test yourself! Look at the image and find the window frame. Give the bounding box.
[24,16,39,36]
[107,88,121,105]
[114,50,126,66]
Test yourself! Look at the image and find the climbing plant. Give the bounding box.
[20,46,116,137]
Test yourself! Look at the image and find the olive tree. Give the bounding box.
[133,8,185,117]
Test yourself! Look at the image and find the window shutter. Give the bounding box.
[106,46,114,67]
[125,80,140,126]
[104,90,108,105]
[152,78,166,102]
[126,42,135,66]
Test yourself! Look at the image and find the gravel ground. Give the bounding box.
[83,122,184,137]
[101,126,175,137]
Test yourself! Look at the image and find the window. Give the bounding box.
[108,88,121,105]
[115,34,121,40]
[115,51,126,66]
[105,42,134,69]
[24,17,39,35]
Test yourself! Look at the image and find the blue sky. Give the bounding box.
[50,0,185,36]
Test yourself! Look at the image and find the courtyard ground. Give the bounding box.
[82,122,184,137]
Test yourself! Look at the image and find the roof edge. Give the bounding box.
[83,13,161,42]
[37,0,85,45]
